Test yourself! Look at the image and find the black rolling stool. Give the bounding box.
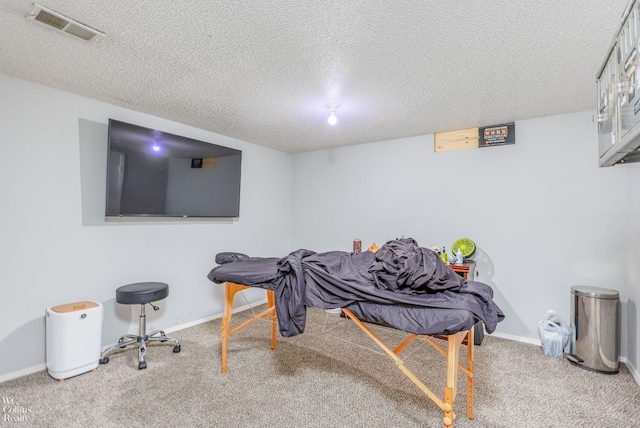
[99,282,181,370]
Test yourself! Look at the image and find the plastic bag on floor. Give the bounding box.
[538,310,570,358]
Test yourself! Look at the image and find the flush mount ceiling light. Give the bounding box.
[27,3,105,42]
[327,104,338,126]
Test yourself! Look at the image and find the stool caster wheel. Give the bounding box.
[173,345,181,353]
[138,361,147,370]
[99,357,109,364]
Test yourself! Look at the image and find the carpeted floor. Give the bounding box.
[1,306,639,428]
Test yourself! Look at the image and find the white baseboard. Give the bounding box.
[2,302,638,389]
[0,364,46,384]
[627,360,640,385]
[0,299,267,384]
[489,331,640,386]
[490,331,542,346]
[163,298,268,335]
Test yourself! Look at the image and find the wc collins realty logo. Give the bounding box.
[2,396,32,423]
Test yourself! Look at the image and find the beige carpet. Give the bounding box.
[1,306,639,428]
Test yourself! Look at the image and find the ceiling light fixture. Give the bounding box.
[327,104,338,126]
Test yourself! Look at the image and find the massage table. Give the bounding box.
[208,239,504,428]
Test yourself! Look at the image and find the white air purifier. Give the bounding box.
[46,301,103,380]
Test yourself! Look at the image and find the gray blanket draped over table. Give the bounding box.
[208,238,505,337]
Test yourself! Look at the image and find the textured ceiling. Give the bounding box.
[0,1,630,153]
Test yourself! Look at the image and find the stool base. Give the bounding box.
[100,304,180,370]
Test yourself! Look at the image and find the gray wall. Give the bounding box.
[0,74,292,380]
[291,111,635,378]
[625,163,640,376]
[1,72,638,385]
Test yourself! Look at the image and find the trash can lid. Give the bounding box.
[571,286,619,299]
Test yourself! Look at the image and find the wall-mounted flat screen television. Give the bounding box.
[106,119,242,218]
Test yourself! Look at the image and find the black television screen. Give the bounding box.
[106,119,242,218]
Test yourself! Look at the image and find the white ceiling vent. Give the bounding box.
[27,4,105,42]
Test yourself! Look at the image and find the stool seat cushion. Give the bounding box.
[116,282,169,305]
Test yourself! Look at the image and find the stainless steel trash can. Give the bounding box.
[569,286,619,374]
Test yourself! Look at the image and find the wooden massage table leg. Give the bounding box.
[341,308,471,428]
[221,282,277,373]
[466,327,474,420]
[267,288,277,350]
[420,332,475,426]
[221,282,246,373]
[443,331,466,428]
[220,285,475,427]
[430,331,475,427]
